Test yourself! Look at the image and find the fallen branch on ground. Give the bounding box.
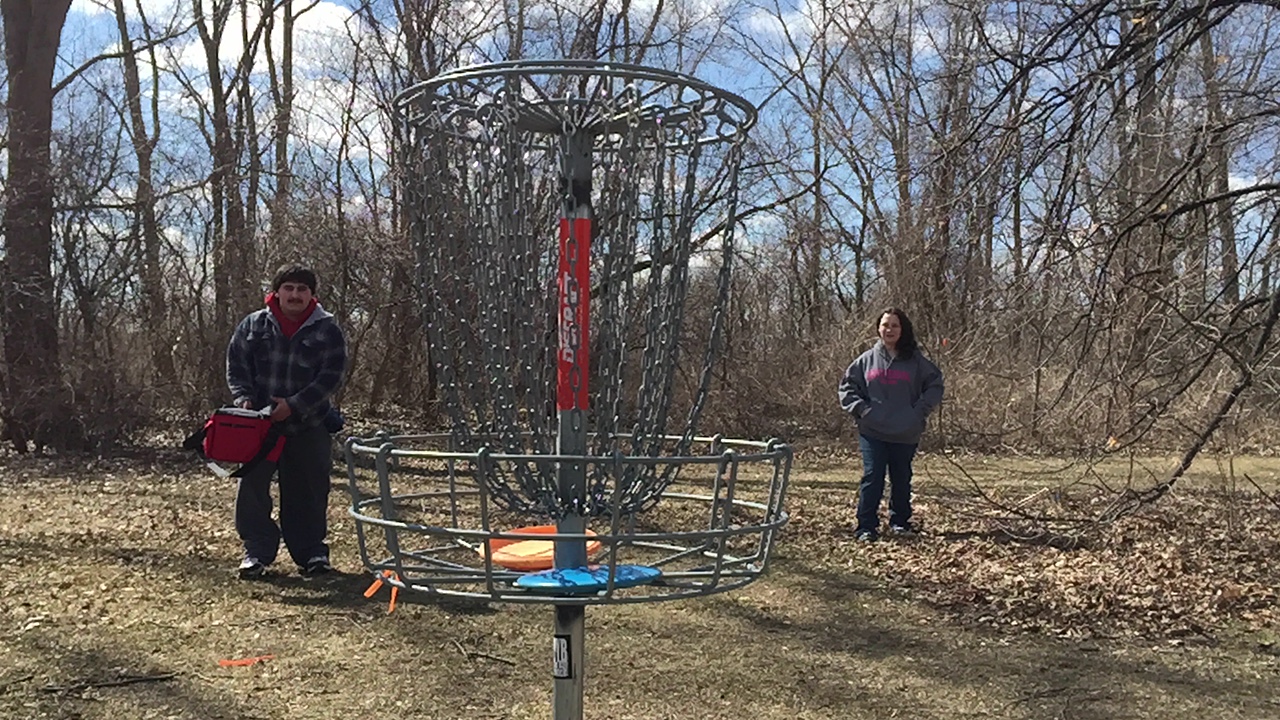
[0,673,34,693]
[1244,473,1280,513]
[42,672,177,693]
[451,639,516,666]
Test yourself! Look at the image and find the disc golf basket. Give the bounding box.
[345,60,791,719]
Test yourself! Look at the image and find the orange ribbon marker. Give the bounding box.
[218,654,275,668]
[363,570,400,613]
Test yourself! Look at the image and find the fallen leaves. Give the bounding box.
[815,491,1280,638]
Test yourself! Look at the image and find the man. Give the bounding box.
[226,265,347,579]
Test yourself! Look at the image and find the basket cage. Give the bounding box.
[343,431,792,604]
[395,61,758,518]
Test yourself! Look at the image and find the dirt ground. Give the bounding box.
[2,446,1279,720]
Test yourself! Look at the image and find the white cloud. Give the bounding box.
[70,0,183,22]
[83,0,388,165]
[69,0,108,16]
[744,1,814,40]
[167,1,361,73]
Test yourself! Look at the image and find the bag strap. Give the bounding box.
[181,426,206,453]
[231,423,283,478]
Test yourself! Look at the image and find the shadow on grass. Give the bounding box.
[0,533,499,622]
[266,569,500,616]
[3,630,265,720]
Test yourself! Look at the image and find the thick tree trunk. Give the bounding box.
[1,0,77,452]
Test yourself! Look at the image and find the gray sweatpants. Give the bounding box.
[234,424,333,567]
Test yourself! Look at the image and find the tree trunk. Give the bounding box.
[196,0,257,399]
[239,0,262,266]
[113,0,177,388]
[1200,25,1240,305]
[1,0,77,452]
[266,0,295,253]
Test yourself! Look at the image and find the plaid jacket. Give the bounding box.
[226,305,347,431]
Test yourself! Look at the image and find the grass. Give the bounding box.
[1,447,1279,719]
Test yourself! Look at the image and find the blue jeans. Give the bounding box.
[856,434,918,533]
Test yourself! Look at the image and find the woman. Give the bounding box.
[837,308,944,542]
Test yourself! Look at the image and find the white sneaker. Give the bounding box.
[238,557,266,579]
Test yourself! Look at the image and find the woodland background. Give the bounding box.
[1,0,1278,469]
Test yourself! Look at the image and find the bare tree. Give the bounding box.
[112,0,178,387]
[192,0,270,332]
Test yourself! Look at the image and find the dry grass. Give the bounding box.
[2,448,1280,719]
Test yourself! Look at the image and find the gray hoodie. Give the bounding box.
[838,341,944,444]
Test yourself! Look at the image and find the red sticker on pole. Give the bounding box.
[557,217,591,411]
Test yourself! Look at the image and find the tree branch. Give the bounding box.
[53,21,195,97]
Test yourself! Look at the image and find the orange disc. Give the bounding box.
[478,525,602,571]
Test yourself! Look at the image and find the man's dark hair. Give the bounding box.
[271,264,318,293]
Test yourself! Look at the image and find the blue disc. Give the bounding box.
[514,564,662,594]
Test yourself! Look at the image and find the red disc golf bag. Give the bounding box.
[198,408,285,464]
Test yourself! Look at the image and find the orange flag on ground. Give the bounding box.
[218,654,275,668]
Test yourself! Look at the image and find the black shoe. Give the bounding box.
[889,522,919,537]
[854,529,878,543]
[300,556,333,577]
[238,557,267,580]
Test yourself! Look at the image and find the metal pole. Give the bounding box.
[553,132,593,720]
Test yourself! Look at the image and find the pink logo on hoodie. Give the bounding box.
[867,368,912,386]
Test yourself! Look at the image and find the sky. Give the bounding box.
[64,0,366,79]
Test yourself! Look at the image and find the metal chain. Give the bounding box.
[403,66,754,517]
